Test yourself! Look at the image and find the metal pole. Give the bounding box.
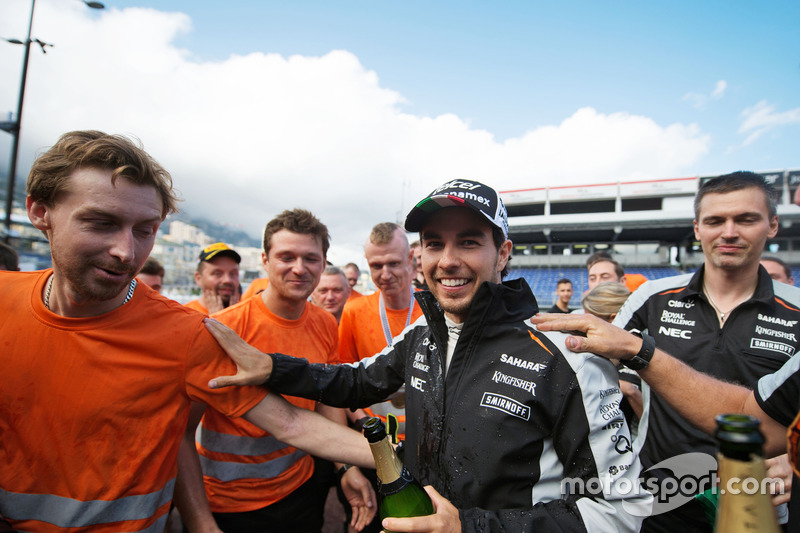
[4,0,36,244]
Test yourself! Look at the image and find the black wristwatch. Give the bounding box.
[337,464,354,478]
[622,332,655,371]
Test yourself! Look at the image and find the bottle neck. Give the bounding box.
[369,436,404,484]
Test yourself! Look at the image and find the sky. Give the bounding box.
[1,0,798,264]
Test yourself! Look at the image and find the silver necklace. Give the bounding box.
[44,275,137,310]
[703,285,751,323]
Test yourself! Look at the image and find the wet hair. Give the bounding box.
[263,208,330,256]
[0,242,19,271]
[27,130,179,218]
[139,256,165,278]
[582,282,631,321]
[694,171,777,219]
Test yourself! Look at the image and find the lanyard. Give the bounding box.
[379,286,415,347]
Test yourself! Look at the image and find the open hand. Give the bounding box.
[205,318,273,388]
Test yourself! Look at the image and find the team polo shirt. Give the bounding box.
[614,265,800,465]
[0,270,267,533]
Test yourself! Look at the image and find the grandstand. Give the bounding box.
[502,169,800,308]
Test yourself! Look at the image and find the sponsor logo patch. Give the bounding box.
[412,352,430,372]
[658,325,692,339]
[613,434,633,454]
[758,314,798,328]
[750,338,795,356]
[599,399,622,421]
[500,353,547,372]
[480,392,531,421]
[599,387,621,400]
[754,325,797,342]
[491,370,536,396]
[660,310,696,327]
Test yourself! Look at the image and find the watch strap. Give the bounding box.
[623,332,655,371]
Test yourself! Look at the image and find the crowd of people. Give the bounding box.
[3,129,800,533]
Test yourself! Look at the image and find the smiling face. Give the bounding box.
[420,207,511,323]
[694,187,778,273]
[263,229,326,305]
[27,167,163,316]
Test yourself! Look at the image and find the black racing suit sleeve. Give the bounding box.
[756,356,800,427]
[266,346,406,410]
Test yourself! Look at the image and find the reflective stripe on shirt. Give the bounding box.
[0,478,174,529]
[199,449,308,482]
[200,427,292,456]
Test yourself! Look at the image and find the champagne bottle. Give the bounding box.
[713,413,780,533]
[362,417,434,528]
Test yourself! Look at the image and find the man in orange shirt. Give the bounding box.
[181,210,375,533]
[339,223,423,367]
[185,242,241,313]
[0,131,372,532]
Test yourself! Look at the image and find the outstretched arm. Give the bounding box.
[532,312,788,456]
[243,392,375,469]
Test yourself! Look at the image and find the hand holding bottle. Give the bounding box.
[381,484,461,533]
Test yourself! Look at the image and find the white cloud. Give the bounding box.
[738,100,800,146]
[711,80,727,99]
[682,92,707,110]
[0,1,711,263]
[682,80,727,110]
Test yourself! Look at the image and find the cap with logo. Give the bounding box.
[198,242,241,264]
[404,179,509,239]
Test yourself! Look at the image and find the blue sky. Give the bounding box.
[104,0,799,169]
[1,0,798,260]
